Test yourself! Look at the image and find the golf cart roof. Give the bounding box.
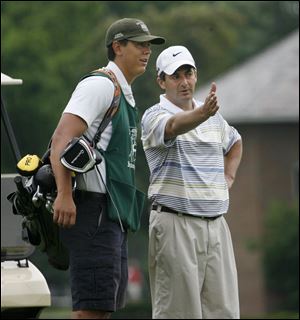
[1,73,23,86]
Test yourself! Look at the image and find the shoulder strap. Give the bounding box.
[83,68,121,146]
[46,68,121,158]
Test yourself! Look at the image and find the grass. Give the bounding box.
[39,307,299,319]
[39,307,70,319]
[39,303,152,319]
[242,312,299,319]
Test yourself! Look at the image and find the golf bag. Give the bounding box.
[7,153,70,270]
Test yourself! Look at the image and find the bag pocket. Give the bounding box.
[107,179,146,232]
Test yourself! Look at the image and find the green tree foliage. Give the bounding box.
[1,1,299,178]
[1,1,110,163]
[262,201,299,312]
[223,1,300,62]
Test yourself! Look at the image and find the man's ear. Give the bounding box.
[112,41,122,56]
[157,77,166,90]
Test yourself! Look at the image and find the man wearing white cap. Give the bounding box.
[141,46,243,319]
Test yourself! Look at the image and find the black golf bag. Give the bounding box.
[7,152,70,270]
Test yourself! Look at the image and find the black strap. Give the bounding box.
[82,68,121,147]
[45,69,120,161]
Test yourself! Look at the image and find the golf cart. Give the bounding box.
[1,72,51,318]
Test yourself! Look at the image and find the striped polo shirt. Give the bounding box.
[141,94,241,217]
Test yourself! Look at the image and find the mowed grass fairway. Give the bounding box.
[39,307,299,319]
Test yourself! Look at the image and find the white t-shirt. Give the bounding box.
[63,61,135,192]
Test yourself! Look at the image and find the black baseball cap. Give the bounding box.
[105,18,165,47]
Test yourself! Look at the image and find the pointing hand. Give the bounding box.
[201,82,219,120]
[210,82,217,94]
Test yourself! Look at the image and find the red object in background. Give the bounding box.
[128,265,142,283]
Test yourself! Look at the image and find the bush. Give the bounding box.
[262,201,299,311]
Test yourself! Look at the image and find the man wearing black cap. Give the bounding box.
[50,18,165,319]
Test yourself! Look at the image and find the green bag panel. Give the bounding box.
[106,178,146,232]
[101,91,146,231]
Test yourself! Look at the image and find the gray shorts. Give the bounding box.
[60,190,128,312]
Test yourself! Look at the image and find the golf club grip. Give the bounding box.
[14,175,27,195]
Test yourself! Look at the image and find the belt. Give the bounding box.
[152,205,222,220]
[74,190,107,201]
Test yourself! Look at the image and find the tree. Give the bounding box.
[1,1,299,175]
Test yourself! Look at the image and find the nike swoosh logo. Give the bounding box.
[172,52,182,57]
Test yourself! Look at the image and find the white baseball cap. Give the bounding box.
[156,45,196,76]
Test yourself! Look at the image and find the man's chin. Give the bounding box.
[179,93,193,100]
[139,66,147,74]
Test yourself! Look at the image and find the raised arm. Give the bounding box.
[165,83,219,140]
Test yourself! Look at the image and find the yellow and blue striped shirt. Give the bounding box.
[141,95,241,217]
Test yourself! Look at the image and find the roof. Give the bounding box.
[1,73,23,86]
[194,30,299,123]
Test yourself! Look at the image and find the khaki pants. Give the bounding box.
[149,209,240,319]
